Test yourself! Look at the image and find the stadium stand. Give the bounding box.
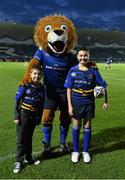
[0,24,125,63]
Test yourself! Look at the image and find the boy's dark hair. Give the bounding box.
[30,65,42,73]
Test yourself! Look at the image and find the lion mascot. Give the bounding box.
[21,14,97,153]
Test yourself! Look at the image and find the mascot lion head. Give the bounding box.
[34,15,77,55]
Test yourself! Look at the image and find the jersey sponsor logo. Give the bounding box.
[71,72,76,77]
[45,65,65,71]
[26,89,31,94]
[74,80,91,85]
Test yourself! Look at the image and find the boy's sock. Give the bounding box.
[83,127,91,152]
[72,127,80,152]
[42,125,52,145]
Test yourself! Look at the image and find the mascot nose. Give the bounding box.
[54,30,64,36]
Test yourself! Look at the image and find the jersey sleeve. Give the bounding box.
[15,86,26,100]
[64,68,74,88]
[14,86,26,120]
[95,70,107,88]
[33,47,43,65]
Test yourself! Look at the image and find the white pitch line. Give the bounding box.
[0,151,42,162]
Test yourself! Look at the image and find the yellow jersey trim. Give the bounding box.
[72,88,93,96]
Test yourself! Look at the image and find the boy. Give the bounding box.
[13,65,44,173]
[64,47,109,163]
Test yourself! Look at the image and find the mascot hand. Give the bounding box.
[20,58,40,85]
[87,61,98,70]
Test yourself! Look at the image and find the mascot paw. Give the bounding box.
[20,74,32,85]
[20,59,40,85]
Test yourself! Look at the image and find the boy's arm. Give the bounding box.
[94,69,109,110]
[67,88,73,116]
[14,100,21,120]
[14,86,25,125]
[64,68,74,116]
[95,69,107,88]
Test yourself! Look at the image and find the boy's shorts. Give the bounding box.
[72,102,95,120]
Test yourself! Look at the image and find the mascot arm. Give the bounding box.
[87,61,98,70]
[20,58,40,85]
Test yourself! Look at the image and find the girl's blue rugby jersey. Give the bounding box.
[64,65,107,105]
[33,48,77,91]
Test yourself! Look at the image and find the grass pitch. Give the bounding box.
[0,62,125,179]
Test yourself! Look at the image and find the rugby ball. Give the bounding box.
[94,86,105,98]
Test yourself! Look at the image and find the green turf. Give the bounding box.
[0,62,125,179]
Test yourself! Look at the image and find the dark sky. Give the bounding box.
[0,0,125,31]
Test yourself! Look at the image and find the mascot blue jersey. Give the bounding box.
[64,65,107,104]
[34,48,77,91]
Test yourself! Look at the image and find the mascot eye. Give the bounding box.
[45,25,52,32]
[61,25,67,31]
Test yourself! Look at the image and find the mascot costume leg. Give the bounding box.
[21,14,98,153]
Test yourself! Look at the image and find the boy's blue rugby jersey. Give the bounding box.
[34,48,77,91]
[14,83,44,119]
[64,65,107,105]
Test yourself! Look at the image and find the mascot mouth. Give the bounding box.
[48,41,67,54]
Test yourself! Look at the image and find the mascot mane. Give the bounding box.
[34,14,77,54]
